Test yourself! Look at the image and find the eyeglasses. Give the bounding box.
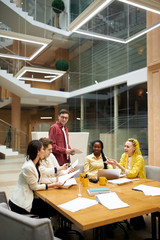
[60,116,68,120]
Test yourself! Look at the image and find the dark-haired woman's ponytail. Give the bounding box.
[101,151,107,169]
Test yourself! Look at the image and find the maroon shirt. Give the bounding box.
[49,121,71,165]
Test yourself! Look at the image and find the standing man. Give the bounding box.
[49,109,75,165]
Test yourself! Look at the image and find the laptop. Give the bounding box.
[97,169,121,180]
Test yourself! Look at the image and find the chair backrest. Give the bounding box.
[0,191,7,204]
[0,202,55,240]
[145,165,160,181]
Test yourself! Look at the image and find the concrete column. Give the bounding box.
[11,94,21,151]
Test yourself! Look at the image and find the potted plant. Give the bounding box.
[52,0,65,28]
[55,59,69,71]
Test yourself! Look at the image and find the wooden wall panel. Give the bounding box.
[147,12,160,166]
[148,69,160,166]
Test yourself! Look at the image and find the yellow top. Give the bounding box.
[84,153,105,177]
[120,153,146,178]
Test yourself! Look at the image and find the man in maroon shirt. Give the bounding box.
[49,109,75,165]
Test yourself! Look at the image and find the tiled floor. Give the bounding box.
[0,158,154,239]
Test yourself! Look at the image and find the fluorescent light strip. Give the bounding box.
[0,45,47,61]
[75,29,125,43]
[0,34,48,61]
[72,0,114,31]
[125,22,160,43]
[19,75,63,83]
[17,69,64,83]
[29,44,47,60]
[75,21,160,44]
[40,117,52,119]
[118,0,160,15]
[44,75,56,78]
[17,69,63,76]
[0,34,48,45]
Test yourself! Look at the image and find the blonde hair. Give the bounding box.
[128,138,142,156]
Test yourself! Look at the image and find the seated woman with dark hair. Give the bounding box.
[9,140,64,218]
[84,140,109,178]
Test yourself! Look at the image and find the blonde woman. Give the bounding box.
[107,138,146,230]
[107,138,146,179]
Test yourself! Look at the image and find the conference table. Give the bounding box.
[36,178,160,239]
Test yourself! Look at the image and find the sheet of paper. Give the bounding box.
[95,192,130,210]
[64,178,77,186]
[108,178,133,185]
[62,159,79,174]
[71,159,79,168]
[58,197,98,212]
[58,169,80,183]
[132,184,160,196]
[73,148,83,154]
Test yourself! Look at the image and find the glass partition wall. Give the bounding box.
[60,82,148,162]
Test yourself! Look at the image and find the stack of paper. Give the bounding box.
[132,184,160,196]
[95,192,130,210]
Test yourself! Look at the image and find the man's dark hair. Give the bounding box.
[59,109,70,115]
[39,137,53,150]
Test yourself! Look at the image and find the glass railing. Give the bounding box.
[0,57,69,92]
[10,0,69,30]
[0,119,28,154]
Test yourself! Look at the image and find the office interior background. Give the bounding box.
[0,0,160,166]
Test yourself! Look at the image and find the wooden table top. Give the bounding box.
[36,178,160,231]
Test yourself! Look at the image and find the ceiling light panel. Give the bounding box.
[16,67,66,83]
[68,0,160,43]
[118,0,160,15]
[0,30,50,61]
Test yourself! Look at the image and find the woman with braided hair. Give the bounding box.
[107,138,146,179]
[84,140,109,178]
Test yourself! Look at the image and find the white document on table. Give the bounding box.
[108,178,133,185]
[95,192,130,210]
[58,169,80,183]
[132,184,160,196]
[58,197,98,212]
